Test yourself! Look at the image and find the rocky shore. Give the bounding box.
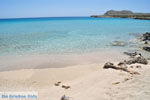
[140,32,150,52]
[110,32,150,54]
[91,10,150,20]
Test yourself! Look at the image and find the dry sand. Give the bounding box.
[0,51,150,100]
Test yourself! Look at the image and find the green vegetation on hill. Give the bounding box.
[91,10,150,20]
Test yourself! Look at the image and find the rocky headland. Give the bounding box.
[91,10,150,20]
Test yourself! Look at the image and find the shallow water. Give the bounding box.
[0,17,150,56]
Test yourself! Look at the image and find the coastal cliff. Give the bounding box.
[91,10,150,20]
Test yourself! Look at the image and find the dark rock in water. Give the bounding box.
[125,56,148,65]
[123,52,141,57]
[129,33,141,37]
[144,41,149,44]
[110,41,127,46]
[142,32,150,41]
[143,46,150,52]
[148,58,150,60]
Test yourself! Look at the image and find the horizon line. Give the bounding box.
[0,16,90,20]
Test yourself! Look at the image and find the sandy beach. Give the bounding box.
[0,50,150,100]
[0,0,150,99]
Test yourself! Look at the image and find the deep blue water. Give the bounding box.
[0,17,150,55]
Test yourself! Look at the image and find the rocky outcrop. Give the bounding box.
[103,62,140,75]
[138,32,150,52]
[103,52,148,75]
[143,46,150,52]
[124,56,148,65]
[103,62,130,72]
[141,32,150,41]
[123,52,148,65]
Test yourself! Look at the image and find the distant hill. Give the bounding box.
[91,10,150,20]
[104,10,134,16]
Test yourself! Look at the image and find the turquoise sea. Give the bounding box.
[0,17,150,56]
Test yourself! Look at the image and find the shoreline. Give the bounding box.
[0,49,128,71]
[91,15,150,20]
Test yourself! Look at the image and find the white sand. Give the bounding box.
[0,51,150,100]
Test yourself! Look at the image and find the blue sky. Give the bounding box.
[0,0,150,18]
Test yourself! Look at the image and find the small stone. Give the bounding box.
[130,66,134,68]
[54,83,59,86]
[124,78,130,81]
[54,81,62,86]
[129,71,140,75]
[58,81,61,84]
[62,85,71,89]
[112,82,120,85]
[136,65,142,68]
